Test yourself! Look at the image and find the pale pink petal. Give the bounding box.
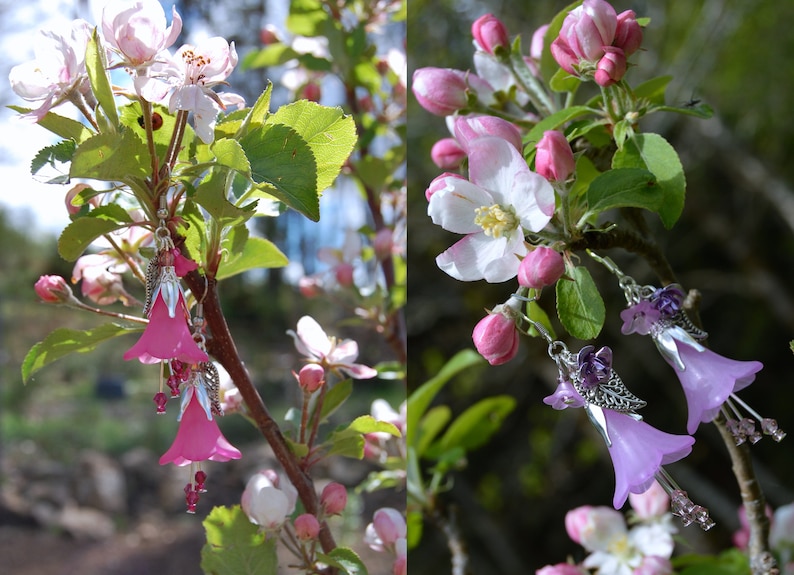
[293,316,332,358]
[427,179,493,234]
[328,338,360,364]
[338,362,378,379]
[468,136,529,205]
[509,169,555,232]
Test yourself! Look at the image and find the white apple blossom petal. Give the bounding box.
[427,179,493,234]
[292,316,332,358]
[467,136,528,205]
[436,232,522,282]
[509,169,555,232]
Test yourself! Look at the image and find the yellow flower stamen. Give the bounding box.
[474,204,519,238]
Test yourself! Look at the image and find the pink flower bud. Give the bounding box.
[298,276,322,298]
[518,247,565,289]
[536,564,586,575]
[633,556,673,575]
[453,115,523,155]
[530,25,549,61]
[320,482,348,515]
[412,68,493,116]
[259,25,280,45]
[298,364,325,392]
[594,46,626,87]
[34,275,73,303]
[335,262,355,287]
[535,131,575,182]
[425,172,465,201]
[628,480,669,520]
[294,513,321,540]
[373,228,394,261]
[472,14,510,55]
[472,307,519,366]
[300,82,321,102]
[614,10,643,56]
[550,36,579,75]
[64,183,93,215]
[431,138,466,169]
[567,0,617,61]
[372,508,406,546]
[564,505,593,544]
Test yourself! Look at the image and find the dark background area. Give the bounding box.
[407,0,794,572]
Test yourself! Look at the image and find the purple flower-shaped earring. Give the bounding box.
[590,251,784,444]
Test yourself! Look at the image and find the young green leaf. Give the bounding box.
[212,138,251,176]
[406,349,484,447]
[316,378,353,422]
[525,106,592,150]
[586,167,660,215]
[85,29,118,130]
[58,206,135,261]
[434,395,516,453]
[316,548,369,575]
[556,265,605,340]
[31,140,77,183]
[633,75,672,105]
[216,236,288,280]
[9,106,93,142]
[22,323,142,383]
[347,415,401,437]
[268,100,357,192]
[612,133,686,229]
[200,505,278,575]
[69,130,149,181]
[415,405,452,457]
[194,170,255,227]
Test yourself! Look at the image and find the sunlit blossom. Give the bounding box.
[287,315,377,379]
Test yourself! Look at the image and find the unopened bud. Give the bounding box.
[594,46,627,87]
[472,14,510,55]
[431,138,466,169]
[320,482,348,515]
[535,131,575,182]
[472,304,519,365]
[298,364,325,392]
[294,513,321,540]
[34,275,74,304]
[518,247,565,289]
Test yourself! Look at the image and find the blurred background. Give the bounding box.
[0,0,404,573]
[407,0,794,572]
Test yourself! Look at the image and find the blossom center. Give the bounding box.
[474,204,518,238]
[181,48,212,85]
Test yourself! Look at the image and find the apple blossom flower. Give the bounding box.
[412,67,494,116]
[34,275,76,304]
[138,37,243,143]
[9,19,93,122]
[101,0,182,68]
[364,507,406,553]
[159,382,241,467]
[535,130,576,182]
[472,14,510,56]
[629,480,670,521]
[294,513,321,540]
[472,297,521,365]
[288,315,378,379]
[72,253,136,306]
[536,564,586,575]
[620,292,764,435]
[551,0,617,74]
[427,136,555,282]
[241,469,298,530]
[123,272,208,365]
[518,246,566,289]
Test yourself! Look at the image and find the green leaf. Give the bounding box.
[22,323,141,383]
[268,100,357,192]
[216,236,288,280]
[347,415,401,437]
[194,170,255,227]
[241,123,319,220]
[201,505,277,575]
[287,0,328,35]
[556,264,605,340]
[673,549,750,575]
[415,405,451,457]
[85,29,118,130]
[611,133,686,229]
[213,138,251,176]
[324,428,365,459]
[316,548,369,575]
[8,106,93,142]
[527,300,556,340]
[120,103,197,163]
[235,84,273,140]
[317,378,353,422]
[31,140,76,183]
[407,349,484,448]
[242,44,301,70]
[549,67,581,93]
[70,130,149,181]
[586,168,661,215]
[58,205,135,260]
[435,396,516,453]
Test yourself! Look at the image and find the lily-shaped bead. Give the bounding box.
[620,299,763,434]
[287,315,377,379]
[123,267,208,365]
[428,136,555,282]
[159,383,241,467]
[544,381,694,510]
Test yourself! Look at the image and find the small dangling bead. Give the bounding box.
[184,483,200,514]
[153,392,168,414]
[195,470,208,493]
